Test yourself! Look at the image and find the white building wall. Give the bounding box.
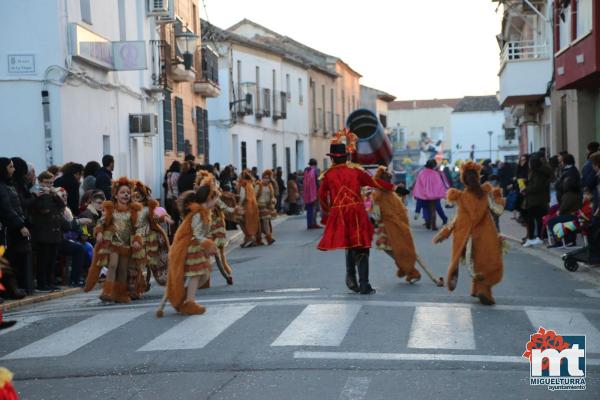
[450,111,516,162]
[207,43,310,176]
[388,107,454,150]
[0,0,162,194]
[0,0,62,166]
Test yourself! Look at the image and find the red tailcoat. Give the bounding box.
[317,163,391,250]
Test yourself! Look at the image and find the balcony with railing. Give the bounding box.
[148,40,169,91]
[193,46,221,97]
[498,40,552,106]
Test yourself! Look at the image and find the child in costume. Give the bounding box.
[84,177,143,303]
[161,178,219,316]
[131,181,172,298]
[195,171,239,285]
[238,170,260,248]
[433,161,505,305]
[255,169,277,246]
[371,167,421,284]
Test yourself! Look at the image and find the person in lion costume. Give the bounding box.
[371,167,421,284]
[433,161,505,305]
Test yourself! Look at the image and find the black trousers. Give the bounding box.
[345,248,371,289]
[35,243,59,289]
[526,206,547,239]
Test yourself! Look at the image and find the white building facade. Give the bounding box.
[450,96,518,163]
[496,0,554,156]
[387,99,461,155]
[205,23,310,176]
[0,0,168,193]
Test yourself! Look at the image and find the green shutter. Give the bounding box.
[203,109,209,164]
[175,97,184,153]
[163,92,173,151]
[196,106,204,156]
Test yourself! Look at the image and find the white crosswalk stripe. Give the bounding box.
[526,310,600,354]
[271,304,362,347]
[3,303,600,359]
[138,305,254,351]
[407,306,475,350]
[2,310,145,360]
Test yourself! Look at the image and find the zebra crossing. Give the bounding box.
[2,302,600,362]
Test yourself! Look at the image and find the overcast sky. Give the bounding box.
[201,0,503,101]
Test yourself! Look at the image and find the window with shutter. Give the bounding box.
[163,91,173,151]
[203,109,209,164]
[175,97,184,153]
[196,107,204,157]
[80,0,92,24]
[241,141,247,170]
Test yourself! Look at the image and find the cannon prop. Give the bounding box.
[346,109,393,167]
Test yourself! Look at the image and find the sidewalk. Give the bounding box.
[1,226,248,313]
[499,213,570,257]
[498,212,600,280]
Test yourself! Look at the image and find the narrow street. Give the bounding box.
[2,216,599,399]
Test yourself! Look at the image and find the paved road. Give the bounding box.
[2,214,599,399]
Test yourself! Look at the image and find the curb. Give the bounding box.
[1,216,291,312]
[502,233,600,284]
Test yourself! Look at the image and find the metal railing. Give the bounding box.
[500,41,550,66]
[194,46,219,84]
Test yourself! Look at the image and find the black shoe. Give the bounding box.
[0,320,17,330]
[360,285,376,294]
[359,284,376,295]
[345,275,359,293]
[36,287,52,293]
[547,242,562,249]
[0,288,26,300]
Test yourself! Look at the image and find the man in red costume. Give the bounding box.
[317,132,393,294]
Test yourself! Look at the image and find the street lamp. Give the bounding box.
[488,131,493,161]
[175,27,198,70]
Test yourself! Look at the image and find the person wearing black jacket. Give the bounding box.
[31,174,70,292]
[554,154,580,206]
[177,156,197,194]
[54,162,83,215]
[275,167,286,213]
[95,154,114,200]
[582,142,600,210]
[0,158,29,298]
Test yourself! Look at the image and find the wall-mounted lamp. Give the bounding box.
[174,27,198,70]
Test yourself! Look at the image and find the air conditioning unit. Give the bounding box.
[129,113,158,136]
[147,0,170,16]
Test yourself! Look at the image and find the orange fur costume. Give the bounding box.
[371,168,421,282]
[84,177,143,303]
[165,203,214,310]
[433,161,505,305]
[238,171,259,243]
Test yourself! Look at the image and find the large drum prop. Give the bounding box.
[346,109,393,166]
